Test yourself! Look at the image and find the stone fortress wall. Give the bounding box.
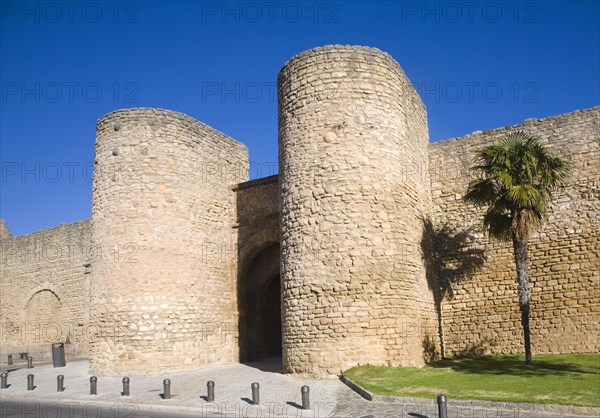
[428,107,599,357]
[1,46,598,376]
[0,220,91,360]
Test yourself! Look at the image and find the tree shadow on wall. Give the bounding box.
[420,217,486,360]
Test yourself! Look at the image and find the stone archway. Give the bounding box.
[24,289,64,344]
[239,242,281,362]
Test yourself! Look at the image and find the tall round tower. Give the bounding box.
[278,45,437,376]
[90,108,248,374]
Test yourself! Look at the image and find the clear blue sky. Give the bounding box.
[1,0,599,236]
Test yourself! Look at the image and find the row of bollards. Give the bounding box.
[0,372,52,391]
[0,372,314,410]
[0,373,108,394]
[91,376,130,396]
[0,363,447,414]
[5,354,34,368]
[6,348,65,367]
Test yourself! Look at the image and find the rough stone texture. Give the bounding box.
[0,219,10,239]
[89,108,248,375]
[278,45,438,377]
[234,175,280,275]
[0,221,91,359]
[428,106,599,356]
[233,175,281,362]
[1,46,597,378]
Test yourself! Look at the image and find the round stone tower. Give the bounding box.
[90,108,248,374]
[278,45,437,376]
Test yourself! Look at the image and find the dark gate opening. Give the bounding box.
[262,273,282,358]
[239,243,281,363]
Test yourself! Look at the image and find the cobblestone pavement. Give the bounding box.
[334,400,593,417]
[331,385,592,418]
[0,359,593,418]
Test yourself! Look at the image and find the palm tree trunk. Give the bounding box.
[512,234,533,365]
[435,296,446,359]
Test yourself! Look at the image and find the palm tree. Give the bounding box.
[463,131,570,364]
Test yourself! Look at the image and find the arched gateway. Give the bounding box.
[238,243,281,362]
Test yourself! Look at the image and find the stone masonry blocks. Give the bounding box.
[0,221,91,360]
[89,108,248,375]
[428,107,599,357]
[1,46,597,377]
[278,45,438,377]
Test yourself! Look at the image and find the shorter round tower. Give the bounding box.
[89,108,248,375]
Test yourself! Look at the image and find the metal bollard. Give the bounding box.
[163,379,171,399]
[27,374,34,390]
[251,382,260,405]
[27,356,33,369]
[90,376,97,395]
[207,380,215,402]
[0,372,8,389]
[122,377,130,396]
[7,355,12,365]
[301,385,310,410]
[57,375,64,392]
[437,394,448,418]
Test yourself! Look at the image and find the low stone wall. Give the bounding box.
[0,220,91,360]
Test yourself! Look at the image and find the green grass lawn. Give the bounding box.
[343,354,600,407]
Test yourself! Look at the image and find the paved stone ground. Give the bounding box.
[0,359,593,417]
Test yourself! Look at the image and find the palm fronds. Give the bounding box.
[464,131,571,240]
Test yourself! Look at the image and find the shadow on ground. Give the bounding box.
[428,355,599,377]
[243,357,283,373]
